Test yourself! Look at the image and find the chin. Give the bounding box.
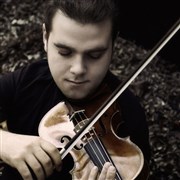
[65,92,88,101]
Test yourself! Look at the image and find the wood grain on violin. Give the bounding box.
[38,100,148,180]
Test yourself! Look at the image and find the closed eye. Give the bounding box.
[88,52,104,59]
[54,43,73,56]
[58,48,72,56]
[87,49,107,59]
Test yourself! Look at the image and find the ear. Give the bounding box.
[42,23,48,52]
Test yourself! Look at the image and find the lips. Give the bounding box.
[66,79,89,85]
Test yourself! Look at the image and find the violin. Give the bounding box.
[38,18,180,180]
[38,80,145,180]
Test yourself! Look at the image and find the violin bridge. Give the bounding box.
[70,109,96,143]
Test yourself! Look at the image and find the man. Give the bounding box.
[0,0,150,179]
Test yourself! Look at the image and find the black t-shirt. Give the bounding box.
[0,59,150,179]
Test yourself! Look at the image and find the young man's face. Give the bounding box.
[43,10,113,100]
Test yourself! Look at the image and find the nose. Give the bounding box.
[70,55,87,75]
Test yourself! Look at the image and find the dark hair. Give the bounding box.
[44,0,119,41]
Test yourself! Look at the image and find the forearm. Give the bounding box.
[0,129,62,179]
[0,129,14,162]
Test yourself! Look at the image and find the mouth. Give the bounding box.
[66,79,89,85]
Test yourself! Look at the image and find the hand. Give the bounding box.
[0,130,62,180]
[88,162,116,180]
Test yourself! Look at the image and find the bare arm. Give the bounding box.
[0,129,62,180]
[0,127,116,180]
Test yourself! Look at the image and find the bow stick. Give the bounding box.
[60,18,180,159]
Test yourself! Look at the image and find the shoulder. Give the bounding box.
[106,71,143,110]
[119,88,146,127]
[16,59,51,82]
[3,59,51,87]
[0,59,53,107]
[23,58,49,74]
[106,71,146,130]
[107,71,144,111]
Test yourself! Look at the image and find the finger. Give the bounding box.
[40,140,62,171]
[88,166,99,180]
[98,162,112,180]
[33,147,54,177]
[16,161,33,180]
[106,165,116,180]
[25,154,45,180]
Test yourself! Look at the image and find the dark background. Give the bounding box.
[117,2,180,67]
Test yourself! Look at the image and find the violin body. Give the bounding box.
[38,102,93,179]
[38,101,146,180]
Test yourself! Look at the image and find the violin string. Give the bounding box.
[75,111,105,168]
[81,112,114,168]
[82,112,122,179]
[72,111,89,142]
[92,131,122,180]
[85,134,104,168]
[71,110,121,179]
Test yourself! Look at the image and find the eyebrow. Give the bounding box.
[54,43,75,51]
[53,42,108,53]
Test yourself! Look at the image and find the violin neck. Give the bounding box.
[84,136,122,180]
[70,109,122,179]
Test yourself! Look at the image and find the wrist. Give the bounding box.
[0,129,12,161]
